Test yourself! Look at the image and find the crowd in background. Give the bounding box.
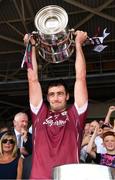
[80,105,115,178]
[0,29,115,179]
[0,112,32,179]
[0,105,114,179]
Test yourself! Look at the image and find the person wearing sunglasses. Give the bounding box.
[0,131,23,179]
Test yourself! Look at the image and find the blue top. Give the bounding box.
[0,156,19,179]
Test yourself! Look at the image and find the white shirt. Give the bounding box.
[95,136,107,154]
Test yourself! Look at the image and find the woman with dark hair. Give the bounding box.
[0,131,23,179]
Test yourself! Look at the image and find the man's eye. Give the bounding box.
[48,93,54,97]
[58,92,64,96]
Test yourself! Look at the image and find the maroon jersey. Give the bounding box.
[30,103,87,179]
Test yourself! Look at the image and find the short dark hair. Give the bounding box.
[103,131,115,140]
[46,79,69,95]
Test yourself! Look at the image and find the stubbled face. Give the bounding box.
[103,135,115,151]
[47,85,69,112]
[14,114,28,132]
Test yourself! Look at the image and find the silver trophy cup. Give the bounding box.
[34,5,74,63]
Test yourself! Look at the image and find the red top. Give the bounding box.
[30,103,87,179]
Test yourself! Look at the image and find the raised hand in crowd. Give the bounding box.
[104,106,115,125]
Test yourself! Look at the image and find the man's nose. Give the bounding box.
[54,94,58,100]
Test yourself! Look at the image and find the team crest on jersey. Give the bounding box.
[43,111,69,127]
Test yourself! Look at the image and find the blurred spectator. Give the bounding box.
[89,120,106,154]
[101,124,112,133]
[98,120,104,127]
[0,131,23,179]
[80,120,106,162]
[13,112,32,157]
[86,128,115,168]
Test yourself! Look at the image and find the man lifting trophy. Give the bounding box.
[22,5,112,180]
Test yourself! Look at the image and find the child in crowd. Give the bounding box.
[86,127,115,168]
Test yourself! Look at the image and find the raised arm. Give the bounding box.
[24,34,42,107]
[74,31,88,108]
[86,127,98,158]
[104,106,115,125]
